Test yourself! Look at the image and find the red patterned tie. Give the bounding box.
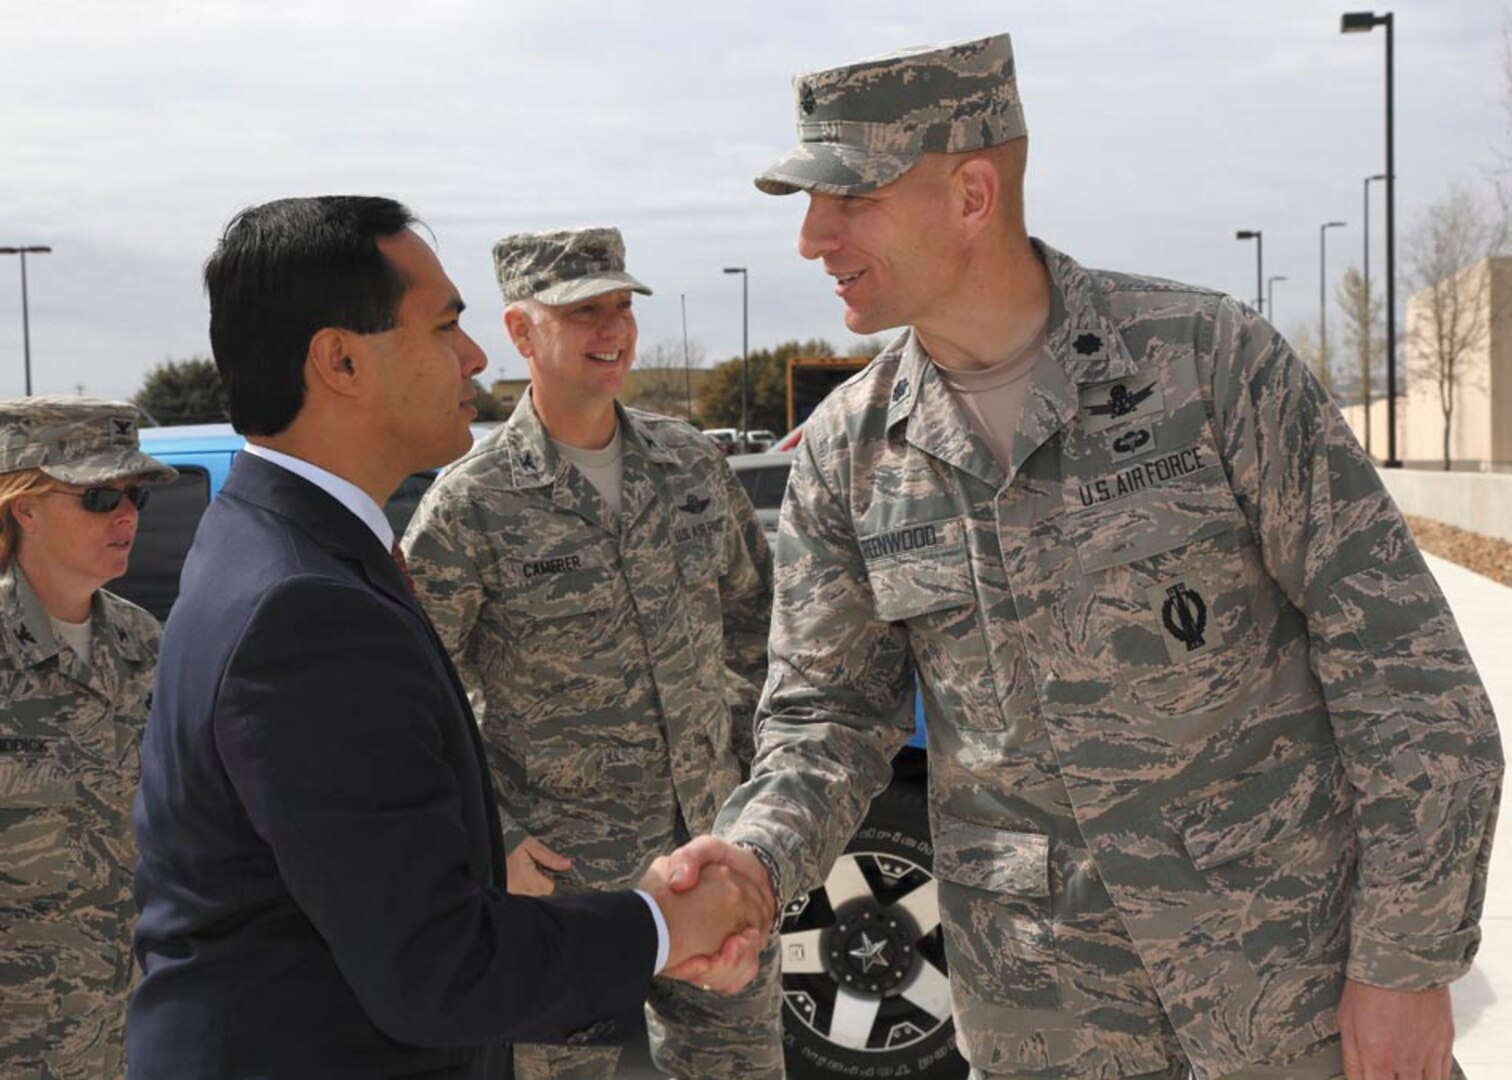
[391,542,417,596]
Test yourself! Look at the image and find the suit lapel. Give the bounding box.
[222,453,509,882]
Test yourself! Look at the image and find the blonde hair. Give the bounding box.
[0,469,58,570]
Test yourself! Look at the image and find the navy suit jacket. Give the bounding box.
[129,453,656,1079]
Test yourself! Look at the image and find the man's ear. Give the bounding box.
[504,306,534,359]
[305,327,363,399]
[953,157,1000,242]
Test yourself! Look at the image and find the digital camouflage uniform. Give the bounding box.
[0,397,174,1080]
[403,389,782,1080]
[0,567,159,1079]
[716,242,1503,1080]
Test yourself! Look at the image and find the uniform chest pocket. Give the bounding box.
[933,816,1061,1009]
[1069,485,1265,717]
[862,519,1005,732]
[510,562,617,622]
[0,743,80,901]
[670,510,724,586]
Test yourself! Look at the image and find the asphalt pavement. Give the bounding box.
[615,551,1512,1079]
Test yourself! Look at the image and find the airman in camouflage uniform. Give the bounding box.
[402,228,782,1080]
[0,398,175,1079]
[696,32,1502,1080]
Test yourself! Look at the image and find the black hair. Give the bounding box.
[204,195,417,435]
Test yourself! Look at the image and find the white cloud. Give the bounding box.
[0,0,1503,397]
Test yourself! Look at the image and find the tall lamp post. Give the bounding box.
[0,245,52,396]
[1319,221,1347,389]
[1363,172,1387,456]
[1236,230,1264,315]
[1342,10,1399,466]
[723,266,749,448]
[1267,275,1288,324]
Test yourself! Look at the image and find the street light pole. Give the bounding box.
[680,292,693,420]
[0,245,52,396]
[1342,10,1399,465]
[1363,172,1387,456]
[723,266,749,448]
[1319,221,1347,391]
[1267,275,1287,324]
[1236,230,1264,315]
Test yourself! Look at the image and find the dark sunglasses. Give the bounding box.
[56,485,151,513]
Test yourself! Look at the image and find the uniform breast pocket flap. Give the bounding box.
[513,561,616,620]
[1072,474,1246,574]
[1,747,79,901]
[862,518,973,622]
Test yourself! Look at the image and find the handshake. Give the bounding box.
[637,837,777,994]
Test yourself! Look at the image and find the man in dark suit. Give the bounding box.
[129,196,768,1079]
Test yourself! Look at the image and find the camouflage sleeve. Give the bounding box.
[402,486,530,855]
[714,431,914,902]
[1208,296,1504,990]
[713,453,774,771]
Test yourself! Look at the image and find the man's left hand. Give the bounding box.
[1338,978,1454,1080]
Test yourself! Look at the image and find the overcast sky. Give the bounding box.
[2,0,1506,402]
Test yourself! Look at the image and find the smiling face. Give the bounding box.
[796,156,969,336]
[510,290,638,407]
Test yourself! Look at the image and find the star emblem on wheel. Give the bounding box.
[848,932,890,973]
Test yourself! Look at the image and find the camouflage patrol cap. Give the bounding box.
[0,397,176,485]
[756,32,1026,196]
[493,227,653,306]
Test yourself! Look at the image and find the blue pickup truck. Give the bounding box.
[117,427,964,1080]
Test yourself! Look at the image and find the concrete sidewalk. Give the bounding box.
[1428,553,1511,1079]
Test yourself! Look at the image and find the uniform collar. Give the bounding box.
[502,387,677,490]
[884,240,1141,487]
[241,443,395,551]
[0,561,61,669]
[0,562,147,676]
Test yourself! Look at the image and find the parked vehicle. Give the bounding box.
[740,428,777,453]
[729,451,963,1080]
[115,424,463,620]
[773,425,804,452]
[116,427,962,1080]
[700,427,740,454]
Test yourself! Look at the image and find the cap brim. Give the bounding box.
[42,450,178,487]
[534,271,653,306]
[755,142,919,196]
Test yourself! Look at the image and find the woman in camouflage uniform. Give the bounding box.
[0,397,175,1080]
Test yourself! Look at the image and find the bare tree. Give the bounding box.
[1334,266,1384,454]
[1495,15,1512,216]
[631,338,705,421]
[1405,185,1507,470]
[1284,320,1327,389]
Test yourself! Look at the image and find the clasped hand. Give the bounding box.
[637,836,776,994]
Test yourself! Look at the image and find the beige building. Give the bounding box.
[490,367,714,423]
[1339,255,1512,470]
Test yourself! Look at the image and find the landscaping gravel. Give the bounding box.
[1407,515,1512,589]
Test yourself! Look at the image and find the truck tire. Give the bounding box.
[778,781,967,1079]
